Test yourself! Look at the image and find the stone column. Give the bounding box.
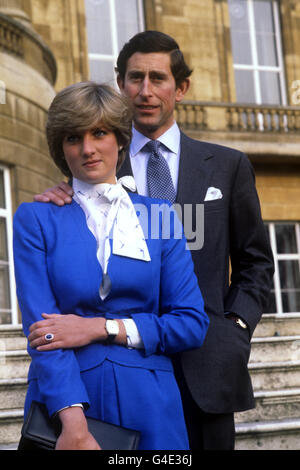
[0,0,61,212]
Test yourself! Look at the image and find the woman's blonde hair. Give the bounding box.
[46,82,133,177]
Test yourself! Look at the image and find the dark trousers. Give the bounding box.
[174,361,235,450]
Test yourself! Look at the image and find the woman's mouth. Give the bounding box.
[83,160,101,168]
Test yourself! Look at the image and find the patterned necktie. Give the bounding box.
[146,140,176,203]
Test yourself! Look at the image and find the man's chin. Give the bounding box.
[134,119,160,134]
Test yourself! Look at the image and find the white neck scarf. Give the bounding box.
[73,177,151,299]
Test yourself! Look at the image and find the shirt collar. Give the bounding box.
[130,122,180,156]
[73,176,136,201]
[73,177,117,199]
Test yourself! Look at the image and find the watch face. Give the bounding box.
[106,320,119,336]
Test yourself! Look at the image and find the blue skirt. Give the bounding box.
[25,359,189,450]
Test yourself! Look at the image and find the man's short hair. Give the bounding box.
[116,30,192,87]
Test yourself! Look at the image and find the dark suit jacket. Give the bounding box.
[118,131,274,414]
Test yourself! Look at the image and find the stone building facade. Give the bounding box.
[0,0,299,449]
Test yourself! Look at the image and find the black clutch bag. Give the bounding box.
[20,401,140,450]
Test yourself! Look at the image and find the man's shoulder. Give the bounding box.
[180,132,246,161]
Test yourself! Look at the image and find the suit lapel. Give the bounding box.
[176,132,214,205]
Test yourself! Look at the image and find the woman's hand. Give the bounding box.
[28,313,106,351]
[28,313,127,350]
[56,407,101,450]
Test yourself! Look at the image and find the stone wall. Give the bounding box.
[0,10,62,211]
[0,0,90,211]
[29,0,89,92]
[256,164,300,221]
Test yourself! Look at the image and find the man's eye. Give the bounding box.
[129,75,143,81]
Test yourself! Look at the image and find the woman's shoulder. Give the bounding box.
[14,200,76,224]
[14,201,44,219]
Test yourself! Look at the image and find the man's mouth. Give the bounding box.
[137,105,158,111]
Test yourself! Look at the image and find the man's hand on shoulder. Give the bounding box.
[34,181,73,206]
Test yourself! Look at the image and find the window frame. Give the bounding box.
[266,221,300,315]
[229,0,287,105]
[0,165,18,324]
[85,0,145,85]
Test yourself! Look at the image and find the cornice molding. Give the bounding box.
[0,13,57,84]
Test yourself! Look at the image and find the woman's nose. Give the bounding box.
[82,134,95,156]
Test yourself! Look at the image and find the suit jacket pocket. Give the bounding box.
[221,316,251,367]
[203,199,225,213]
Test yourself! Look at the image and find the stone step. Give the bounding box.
[0,408,23,446]
[0,325,27,351]
[0,378,27,410]
[235,388,300,423]
[0,350,30,379]
[249,360,300,391]
[235,418,300,450]
[250,336,300,363]
[254,313,300,337]
[0,442,18,450]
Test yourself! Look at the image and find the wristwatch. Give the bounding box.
[105,319,119,343]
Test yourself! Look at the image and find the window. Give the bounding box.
[265,222,300,314]
[0,166,17,324]
[228,0,286,105]
[85,0,144,86]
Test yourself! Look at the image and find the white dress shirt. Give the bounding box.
[129,122,181,196]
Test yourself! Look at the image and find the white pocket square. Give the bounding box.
[204,187,223,201]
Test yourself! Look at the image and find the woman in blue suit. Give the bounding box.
[13,82,209,450]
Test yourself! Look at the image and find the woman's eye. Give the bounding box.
[66,134,80,143]
[93,128,107,137]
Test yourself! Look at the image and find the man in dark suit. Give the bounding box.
[35,31,274,450]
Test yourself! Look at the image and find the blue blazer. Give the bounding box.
[13,192,209,417]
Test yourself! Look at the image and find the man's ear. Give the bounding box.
[117,74,125,93]
[175,78,190,103]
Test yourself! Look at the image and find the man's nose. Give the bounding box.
[139,78,153,97]
[82,134,95,156]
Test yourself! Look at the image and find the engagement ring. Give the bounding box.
[45,333,54,342]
